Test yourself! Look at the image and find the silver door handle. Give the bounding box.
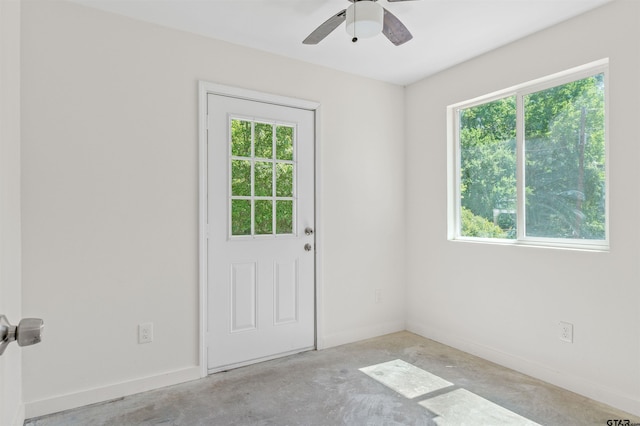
[304,243,313,252]
[305,227,314,236]
[0,315,44,356]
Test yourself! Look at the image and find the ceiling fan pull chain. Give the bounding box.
[352,1,358,42]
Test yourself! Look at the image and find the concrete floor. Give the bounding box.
[25,332,640,425]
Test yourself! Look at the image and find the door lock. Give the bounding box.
[305,227,314,236]
[0,315,44,356]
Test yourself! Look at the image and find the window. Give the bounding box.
[230,118,296,237]
[450,62,608,249]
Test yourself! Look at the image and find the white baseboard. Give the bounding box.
[320,320,405,350]
[406,321,640,418]
[23,320,402,421]
[24,366,201,420]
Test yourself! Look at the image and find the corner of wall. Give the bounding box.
[0,0,23,425]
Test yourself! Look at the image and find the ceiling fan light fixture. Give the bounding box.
[345,1,383,39]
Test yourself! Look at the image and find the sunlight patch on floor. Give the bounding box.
[360,359,540,425]
[359,359,453,398]
[420,388,540,425]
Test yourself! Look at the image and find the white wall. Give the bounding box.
[0,1,24,425]
[20,0,406,417]
[405,0,640,416]
[24,0,637,420]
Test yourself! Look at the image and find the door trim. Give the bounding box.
[198,81,322,377]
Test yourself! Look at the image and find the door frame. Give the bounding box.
[198,81,323,378]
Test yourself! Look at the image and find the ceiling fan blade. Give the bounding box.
[382,8,413,46]
[303,9,347,45]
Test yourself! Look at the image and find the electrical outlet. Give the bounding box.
[374,289,382,304]
[139,322,153,344]
[559,321,573,343]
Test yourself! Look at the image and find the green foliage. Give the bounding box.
[255,122,273,159]
[231,200,251,235]
[459,74,606,240]
[524,75,605,239]
[276,163,293,197]
[254,162,273,197]
[276,126,294,160]
[231,120,251,157]
[231,160,251,196]
[276,200,293,234]
[460,97,517,237]
[255,200,273,234]
[461,207,508,238]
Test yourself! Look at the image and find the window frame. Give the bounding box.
[448,59,609,251]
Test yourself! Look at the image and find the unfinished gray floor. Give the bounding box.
[25,332,640,425]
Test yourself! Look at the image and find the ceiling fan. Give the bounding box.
[303,0,417,46]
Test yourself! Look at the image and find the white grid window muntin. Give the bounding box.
[449,60,609,250]
[228,115,297,239]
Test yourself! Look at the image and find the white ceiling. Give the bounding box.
[69,0,612,86]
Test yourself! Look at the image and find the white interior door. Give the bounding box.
[207,93,316,372]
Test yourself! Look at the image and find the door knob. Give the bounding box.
[0,315,44,356]
[304,243,313,252]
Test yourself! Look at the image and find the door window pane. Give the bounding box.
[231,160,251,197]
[276,163,294,197]
[276,200,293,234]
[254,162,273,197]
[231,200,251,235]
[276,126,294,161]
[255,123,273,159]
[255,200,273,235]
[231,119,252,157]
